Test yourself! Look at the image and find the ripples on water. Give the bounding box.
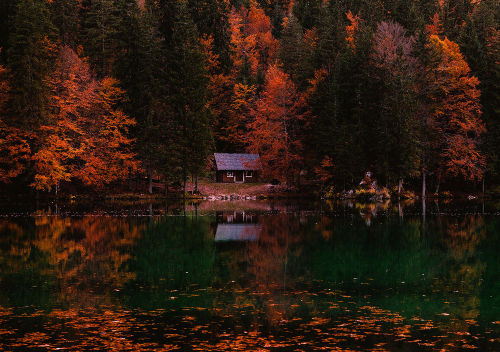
[0,200,499,351]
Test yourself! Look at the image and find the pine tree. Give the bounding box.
[8,0,57,129]
[166,1,212,192]
[371,21,421,190]
[0,60,30,183]
[113,0,167,193]
[279,13,315,90]
[81,0,119,77]
[460,0,500,182]
[0,0,16,64]
[51,0,82,47]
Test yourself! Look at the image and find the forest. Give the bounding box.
[0,0,499,197]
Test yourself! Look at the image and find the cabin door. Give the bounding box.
[234,171,244,183]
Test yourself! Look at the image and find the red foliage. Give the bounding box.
[426,13,443,36]
[247,65,307,184]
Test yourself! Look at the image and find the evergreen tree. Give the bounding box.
[81,0,119,77]
[371,21,421,190]
[279,14,314,90]
[166,1,212,192]
[51,0,82,47]
[0,0,16,64]
[460,0,500,182]
[8,0,57,129]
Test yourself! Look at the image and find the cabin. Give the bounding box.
[214,153,261,183]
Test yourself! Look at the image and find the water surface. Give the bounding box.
[0,200,499,351]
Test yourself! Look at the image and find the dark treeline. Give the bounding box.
[0,0,499,196]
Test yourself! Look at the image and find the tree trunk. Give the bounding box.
[422,197,426,224]
[165,180,168,197]
[422,171,426,199]
[398,178,402,200]
[195,174,198,193]
[147,166,153,194]
[183,175,187,198]
[435,176,440,195]
[482,177,485,196]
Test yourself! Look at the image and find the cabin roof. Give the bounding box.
[214,153,262,171]
[214,224,262,241]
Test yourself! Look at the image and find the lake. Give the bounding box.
[0,199,499,351]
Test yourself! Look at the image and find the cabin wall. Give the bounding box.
[216,171,259,183]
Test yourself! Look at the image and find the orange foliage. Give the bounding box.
[304,67,328,100]
[314,155,335,183]
[427,35,486,181]
[345,10,360,51]
[75,77,137,187]
[426,13,443,36]
[303,27,318,49]
[247,65,307,184]
[229,1,279,76]
[32,47,136,191]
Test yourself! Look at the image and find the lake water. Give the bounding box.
[0,200,499,351]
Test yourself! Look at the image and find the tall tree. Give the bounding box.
[8,0,57,129]
[247,64,307,185]
[0,59,30,183]
[113,0,168,193]
[460,0,500,183]
[32,47,136,192]
[427,35,486,185]
[51,0,82,47]
[166,0,212,192]
[81,0,119,77]
[371,21,421,192]
[279,13,316,90]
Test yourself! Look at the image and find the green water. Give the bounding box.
[0,200,499,351]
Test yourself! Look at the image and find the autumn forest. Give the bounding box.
[0,0,499,196]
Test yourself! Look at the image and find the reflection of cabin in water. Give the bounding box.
[217,210,256,223]
[215,210,261,241]
[214,153,262,183]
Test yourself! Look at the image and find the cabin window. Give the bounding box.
[245,170,253,177]
[227,171,233,177]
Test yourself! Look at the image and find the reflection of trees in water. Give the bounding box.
[0,210,498,351]
[324,199,416,225]
[125,216,216,308]
[0,215,143,307]
[430,215,487,345]
[242,215,299,327]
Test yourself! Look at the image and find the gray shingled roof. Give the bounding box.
[215,224,261,241]
[214,153,261,171]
